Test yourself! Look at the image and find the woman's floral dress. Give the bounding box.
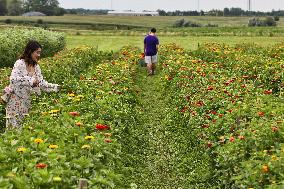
[6,59,60,128]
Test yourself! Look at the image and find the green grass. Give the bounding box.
[66,34,284,51]
[0,15,284,28]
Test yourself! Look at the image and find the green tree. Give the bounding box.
[7,0,23,15]
[0,0,7,15]
[23,0,62,15]
[223,7,229,16]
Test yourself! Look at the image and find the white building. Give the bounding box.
[108,10,159,16]
[22,12,46,16]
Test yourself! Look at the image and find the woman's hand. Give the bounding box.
[32,79,39,87]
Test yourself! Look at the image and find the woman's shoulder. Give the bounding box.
[14,59,25,67]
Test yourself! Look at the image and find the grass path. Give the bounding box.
[121,66,212,188]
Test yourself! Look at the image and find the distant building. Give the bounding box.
[22,12,46,16]
[108,10,159,16]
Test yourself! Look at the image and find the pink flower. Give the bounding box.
[4,86,13,94]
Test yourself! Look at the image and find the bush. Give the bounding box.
[274,16,280,21]
[0,28,65,68]
[248,17,277,27]
[174,19,202,27]
[37,19,43,24]
[4,19,12,24]
[174,18,185,27]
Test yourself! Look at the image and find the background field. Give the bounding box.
[1,15,284,51]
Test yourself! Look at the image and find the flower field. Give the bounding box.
[0,41,283,188]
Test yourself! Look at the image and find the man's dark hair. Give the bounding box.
[150,28,156,33]
[20,40,42,66]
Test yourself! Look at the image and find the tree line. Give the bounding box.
[0,2,284,17]
[158,8,284,16]
[0,0,64,16]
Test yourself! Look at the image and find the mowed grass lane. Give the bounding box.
[66,35,284,51]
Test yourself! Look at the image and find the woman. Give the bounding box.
[6,40,60,128]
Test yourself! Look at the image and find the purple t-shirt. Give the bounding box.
[144,35,159,56]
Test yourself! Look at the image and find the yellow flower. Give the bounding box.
[271,155,277,161]
[81,144,91,149]
[84,136,94,140]
[6,172,16,178]
[34,138,44,144]
[49,144,59,149]
[49,109,60,114]
[41,112,48,116]
[17,147,27,153]
[53,176,62,182]
[68,93,75,97]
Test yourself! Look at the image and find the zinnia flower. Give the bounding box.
[17,147,27,153]
[49,144,59,149]
[95,124,110,130]
[81,144,91,149]
[104,139,112,143]
[84,136,94,140]
[49,110,60,114]
[262,165,269,173]
[53,176,62,182]
[34,138,44,144]
[68,93,75,97]
[36,163,47,169]
[69,111,80,117]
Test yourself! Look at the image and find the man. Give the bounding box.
[144,28,159,75]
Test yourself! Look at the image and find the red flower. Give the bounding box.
[238,135,245,140]
[263,90,272,95]
[211,110,217,115]
[207,86,214,91]
[69,112,80,117]
[96,124,110,130]
[36,163,47,169]
[207,142,213,148]
[258,112,265,117]
[180,106,188,113]
[229,136,235,142]
[196,101,204,107]
[105,139,112,143]
[271,126,278,132]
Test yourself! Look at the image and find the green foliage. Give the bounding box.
[0,27,65,67]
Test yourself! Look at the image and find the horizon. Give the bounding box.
[58,0,284,12]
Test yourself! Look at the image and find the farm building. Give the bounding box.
[108,10,159,16]
[22,12,46,16]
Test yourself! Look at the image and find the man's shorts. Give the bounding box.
[145,55,158,64]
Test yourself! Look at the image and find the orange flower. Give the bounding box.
[105,139,112,143]
[262,165,269,173]
[258,112,265,117]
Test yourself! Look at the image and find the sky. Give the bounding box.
[57,0,284,12]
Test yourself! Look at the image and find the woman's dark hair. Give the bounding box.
[20,40,42,66]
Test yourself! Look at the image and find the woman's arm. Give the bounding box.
[35,65,60,92]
